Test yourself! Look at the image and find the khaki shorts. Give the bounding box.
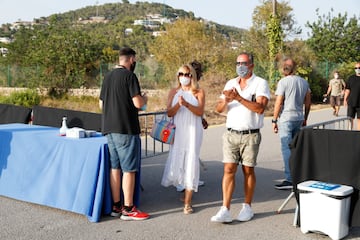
[330,95,341,107]
[222,130,261,167]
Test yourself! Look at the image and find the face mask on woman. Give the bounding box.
[179,76,191,86]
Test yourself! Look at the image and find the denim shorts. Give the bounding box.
[222,131,261,167]
[106,133,141,172]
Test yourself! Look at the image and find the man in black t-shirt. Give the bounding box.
[99,47,149,220]
[344,62,360,130]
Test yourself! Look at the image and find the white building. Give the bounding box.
[0,37,12,44]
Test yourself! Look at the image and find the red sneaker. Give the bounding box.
[120,206,149,221]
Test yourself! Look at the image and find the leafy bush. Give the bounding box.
[1,89,40,108]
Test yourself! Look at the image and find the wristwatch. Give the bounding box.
[271,119,277,124]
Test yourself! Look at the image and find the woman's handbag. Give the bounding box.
[150,114,176,144]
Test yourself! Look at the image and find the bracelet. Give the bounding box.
[271,119,277,124]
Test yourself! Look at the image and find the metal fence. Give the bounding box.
[304,116,352,130]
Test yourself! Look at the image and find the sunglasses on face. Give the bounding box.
[355,67,360,69]
[178,72,192,77]
[236,61,249,66]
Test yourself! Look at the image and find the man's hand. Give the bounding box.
[223,88,240,102]
[272,123,278,134]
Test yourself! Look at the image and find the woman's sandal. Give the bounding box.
[183,204,193,214]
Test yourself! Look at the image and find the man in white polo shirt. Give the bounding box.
[211,52,270,223]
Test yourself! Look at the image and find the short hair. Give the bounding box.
[238,52,254,64]
[281,57,296,75]
[190,60,203,81]
[119,47,136,57]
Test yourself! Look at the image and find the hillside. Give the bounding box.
[0,2,245,42]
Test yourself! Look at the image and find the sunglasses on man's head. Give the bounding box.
[178,72,192,77]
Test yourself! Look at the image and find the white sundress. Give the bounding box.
[161,89,203,192]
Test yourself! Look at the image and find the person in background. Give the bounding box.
[324,71,345,117]
[272,57,311,190]
[211,52,270,223]
[161,64,205,214]
[344,62,360,130]
[99,47,149,220]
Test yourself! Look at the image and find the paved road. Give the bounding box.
[1,107,359,240]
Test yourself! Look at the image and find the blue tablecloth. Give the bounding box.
[0,123,112,222]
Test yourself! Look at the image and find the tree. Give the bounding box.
[266,11,283,89]
[306,9,360,63]
[243,0,299,87]
[149,19,230,84]
[7,16,104,93]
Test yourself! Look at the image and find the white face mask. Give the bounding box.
[179,76,191,86]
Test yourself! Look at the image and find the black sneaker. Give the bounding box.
[275,181,293,190]
[110,205,122,217]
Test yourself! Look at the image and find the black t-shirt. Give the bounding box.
[100,67,141,135]
[346,74,360,107]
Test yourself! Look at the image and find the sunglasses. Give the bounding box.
[236,61,249,66]
[178,72,192,77]
[355,67,360,69]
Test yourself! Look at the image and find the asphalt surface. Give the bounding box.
[1,107,359,240]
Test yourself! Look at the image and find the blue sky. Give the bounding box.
[1,0,359,39]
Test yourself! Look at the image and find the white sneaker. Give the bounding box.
[198,180,205,187]
[237,203,254,221]
[210,206,232,223]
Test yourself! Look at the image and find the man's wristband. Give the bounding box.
[271,119,277,124]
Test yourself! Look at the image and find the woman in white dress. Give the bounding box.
[161,64,205,214]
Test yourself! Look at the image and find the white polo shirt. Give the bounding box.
[220,74,270,131]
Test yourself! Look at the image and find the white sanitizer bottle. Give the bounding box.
[59,117,68,136]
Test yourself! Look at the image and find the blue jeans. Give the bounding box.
[278,120,303,183]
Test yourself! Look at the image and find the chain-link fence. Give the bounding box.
[0,60,344,100]
[0,61,165,90]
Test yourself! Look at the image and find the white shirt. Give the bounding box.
[220,74,270,131]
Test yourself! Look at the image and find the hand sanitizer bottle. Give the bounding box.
[59,117,68,136]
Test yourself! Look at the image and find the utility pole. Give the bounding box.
[273,0,277,15]
[96,1,99,17]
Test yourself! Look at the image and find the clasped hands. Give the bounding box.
[223,88,242,103]
[178,95,189,108]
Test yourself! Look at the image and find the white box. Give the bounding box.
[65,127,85,138]
[298,180,353,240]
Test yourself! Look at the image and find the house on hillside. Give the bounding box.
[0,37,12,44]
